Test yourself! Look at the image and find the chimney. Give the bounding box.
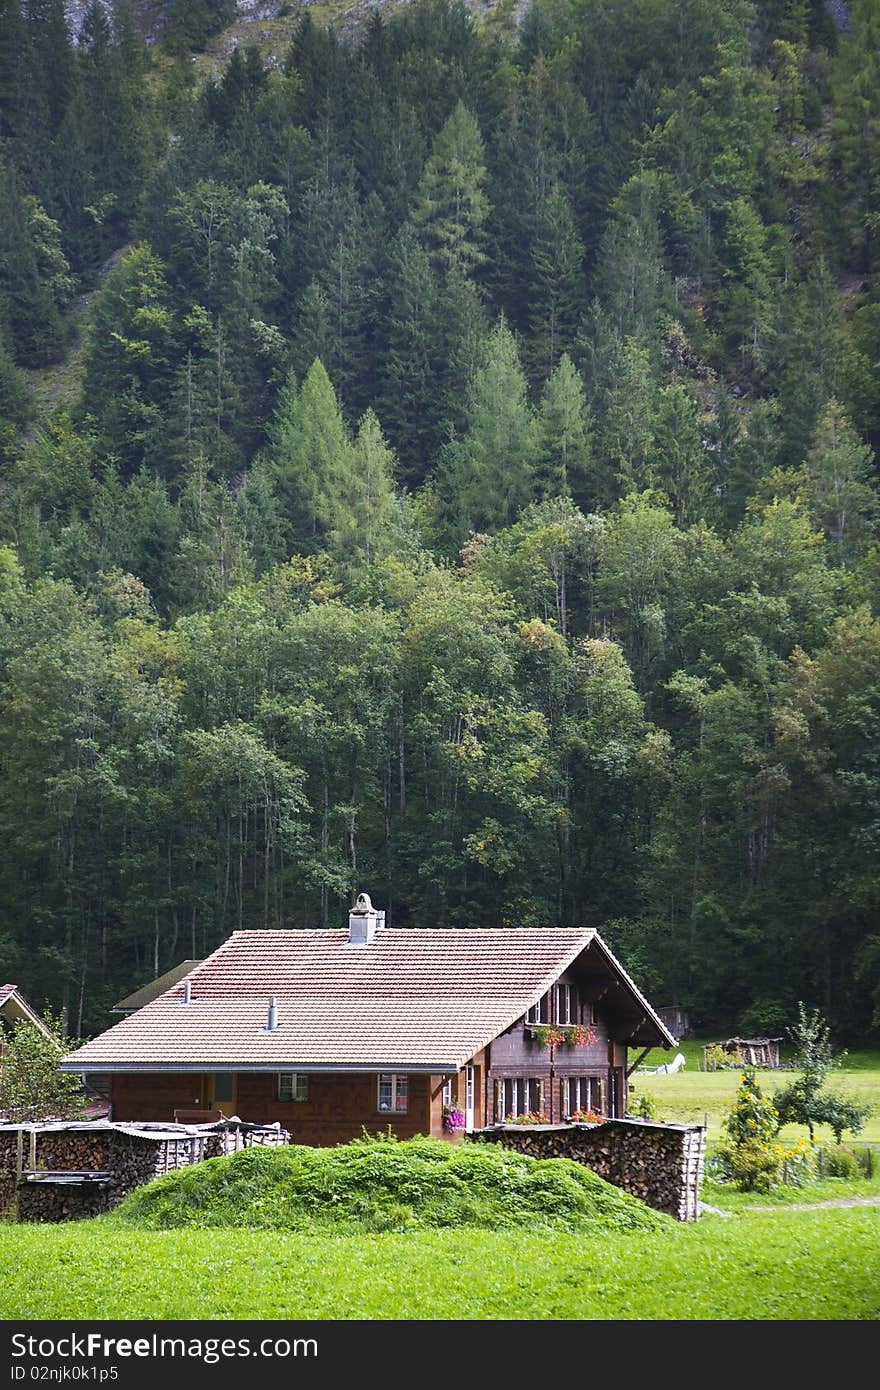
[348,891,384,945]
[182,979,192,1005]
[263,997,278,1032]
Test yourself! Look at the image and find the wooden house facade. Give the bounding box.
[62,896,675,1145]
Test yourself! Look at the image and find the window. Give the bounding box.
[213,1072,235,1104]
[500,1077,542,1118]
[442,1078,454,1106]
[567,1076,602,1116]
[278,1073,308,1102]
[526,992,551,1025]
[556,983,573,1024]
[378,1074,408,1113]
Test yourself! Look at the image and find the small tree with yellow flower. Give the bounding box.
[717,1070,782,1191]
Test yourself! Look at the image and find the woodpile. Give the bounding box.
[475,1118,706,1221]
[0,1120,290,1223]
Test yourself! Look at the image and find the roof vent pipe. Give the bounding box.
[266,997,278,1032]
[348,892,383,945]
[182,979,192,1005]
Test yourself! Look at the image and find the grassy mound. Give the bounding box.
[106,1135,668,1235]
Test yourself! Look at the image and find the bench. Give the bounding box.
[20,1170,112,1185]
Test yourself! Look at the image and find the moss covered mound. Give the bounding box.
[106,1136,668,1235]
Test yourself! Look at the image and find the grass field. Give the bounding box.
[0,1043,876,1321]
[1,1206,877,1320]
[632,1045,880,1145]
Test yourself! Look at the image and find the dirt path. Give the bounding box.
[750,1195,880,1212]
[702,1195,880,1216]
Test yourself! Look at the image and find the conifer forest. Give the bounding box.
[1,0,879,1043]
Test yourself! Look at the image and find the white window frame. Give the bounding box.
[377,1073,408,1114]
[556,983,573,1024]
[566,1076,602,1115]
[526,992,551,1025]
[278,1072,308,1102]
[501,1077,542,1118]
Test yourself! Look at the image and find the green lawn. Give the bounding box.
[0,1208,877,1320]
[631,1046,880,1145]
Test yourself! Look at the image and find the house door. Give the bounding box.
[209,1072,237,1115]
[465,1065,475,1130]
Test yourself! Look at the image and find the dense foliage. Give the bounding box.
[0,1014,87,1120]
[1,0,879,1041]
[773,1002,873,1139]
[105,1133,669,1231]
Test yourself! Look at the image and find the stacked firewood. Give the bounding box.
[0,1120,291,1223]
[475,1118,706,1221]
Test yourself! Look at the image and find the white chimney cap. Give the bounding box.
[348,893,384,944]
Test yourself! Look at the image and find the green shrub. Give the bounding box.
[773,1003,873,1143]
[716,1071,781,1191]
[105,1135,669,1236]
[719,1138,781,1192]
[627,1092,657,1121]
[822,1146,860,1179]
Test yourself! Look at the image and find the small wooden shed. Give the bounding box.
[704,1037,784,1070]
[657,1005,690,1042]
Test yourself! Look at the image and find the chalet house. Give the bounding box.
[111,961,204,1016]
[61,896,675,1145]
[1,985,55,1044]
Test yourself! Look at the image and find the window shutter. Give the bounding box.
[494,1080,503,1123]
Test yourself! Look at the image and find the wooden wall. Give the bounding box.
[110,1071,437,1145]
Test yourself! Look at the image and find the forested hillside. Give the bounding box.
[1,0,879,1041]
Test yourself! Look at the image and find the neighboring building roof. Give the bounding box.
[111,961,204,1014]
[0,985,55,1040]
[62,927,675,1075]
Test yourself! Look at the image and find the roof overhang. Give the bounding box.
[0,988,56,1042]
[582,937,677,1049]
[61,1061,459,1076]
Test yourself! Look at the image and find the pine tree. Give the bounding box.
[328,408,400,573]
[0,0,29,144]
[807,401,877,567]
[379,223,442,484]
[79,0,149,230]
[264,359,353,549]
[289,280,334,384]
[601,337,662,502]
[0,322,31,460]
[237,459,286,576]
[0,153,67,365]
[437,316,536,544]
[435,268,488,438]
[653,384,711,527]
[24,0,75,136]
[528,186,586,383]
[412,100,490,278]
[80,243,177,471]
[831,0,880,272]
[533,354,594,507]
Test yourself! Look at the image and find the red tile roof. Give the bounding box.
[0,984,53,1036]
[62,927,671,1072]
